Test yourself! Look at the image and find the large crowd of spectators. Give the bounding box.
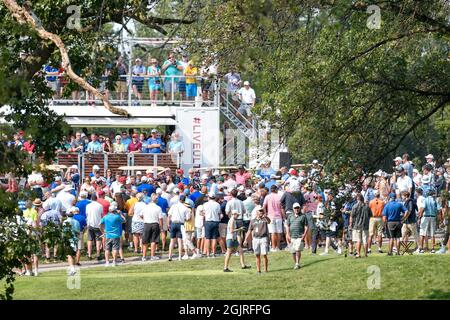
[7,152,450,276]
[5,129,185,155]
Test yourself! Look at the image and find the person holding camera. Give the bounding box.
[162,53,183,101]
[244,205,271,273]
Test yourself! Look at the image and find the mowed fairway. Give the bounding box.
[11,252,450,300]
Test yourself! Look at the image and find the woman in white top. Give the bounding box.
[195,204,205,255]
[80,177,95,199]
[130,193,146,254]
[223,210,250,272]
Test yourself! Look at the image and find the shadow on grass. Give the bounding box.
[423,290,450,300]
[273,256,338,272]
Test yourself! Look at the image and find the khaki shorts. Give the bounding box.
[401,223,419,240]
[369,217,383,237]
[116,81,127,93]
[352,229,368,244]
[219,223,228,238]
[289,238,304,253]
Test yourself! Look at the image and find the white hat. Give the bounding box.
[146,169,153,174]
[151,129,158,133]
[244,81,250,86]
[68,206,79,214]
[156,188,162,194]
[213,169,220,176]
[201,174,208,180]
[413,168,419,174]
[293,202,301,209]
[245,189,252,196]
[54,176,62,181]
[208,192,216,198]
[237,185,244,191]
[393,156,402,162]
[312,160,319,164]
[425,154,434,159]
[141,176,148,182]
[70,165,78,170]
[173,188,180,194]
[93,165,100,170]
[79,191,88,198]
[136,171,142,175]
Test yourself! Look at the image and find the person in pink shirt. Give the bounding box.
[235,165,251,186]
[302,185,317,249]
[263,185,285,251]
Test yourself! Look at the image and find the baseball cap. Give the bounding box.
[201,174,208,180]
[413,168,419,174]
[244,81,250,86]
[395,166,404,172]
[289,168,297,175]
[173,188,180,194]
[293,202,301,209]
[115,135,121,140]
[93,165,100,170]
[393,156,402,162]
[54,176,62,181]
[177,169,184,174]
[70,165,78,170]
[151,129,158,133]
[237,185,245,192]
[389,193,396,199]
[136,171,142,175]
[156,188,162,194]
[245,189,252,196]
[141,176,148,182]
[425,154,434,159]
[312,160,319,164]
[208,192,216,199]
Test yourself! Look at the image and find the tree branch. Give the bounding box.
[373,97,450,164]
[2,0,129,117]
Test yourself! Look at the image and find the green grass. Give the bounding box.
[9,251,450,300]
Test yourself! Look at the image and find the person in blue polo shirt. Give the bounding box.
[137,176,155,195]
[146,129,164,153]
[382,193,407,256]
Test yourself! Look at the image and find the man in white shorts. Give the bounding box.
[286,203,309,269]
[263,185,284,252]
[244,205,271,273]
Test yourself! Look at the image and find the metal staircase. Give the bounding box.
[219,93,259,140]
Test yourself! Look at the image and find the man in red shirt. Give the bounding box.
[23,139,36,154]
[128,134,142,153]
[96,190,110,216]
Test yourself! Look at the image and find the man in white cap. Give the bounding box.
[393,156,403,168]
[237,80,256,124]
[167,194,191,261]
[49,176,65,196]
[286,202,309,269]
[203,192,221,257]
[244,205,271,273]
[65,164,80,191]
[425,154,435,169]
[57,184,76,215]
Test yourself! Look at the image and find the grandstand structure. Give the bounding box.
[1,38,285,179]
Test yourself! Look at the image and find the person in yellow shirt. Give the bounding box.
[124,191,139,250]
[22,200,40,276]
[184,61,198,101]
